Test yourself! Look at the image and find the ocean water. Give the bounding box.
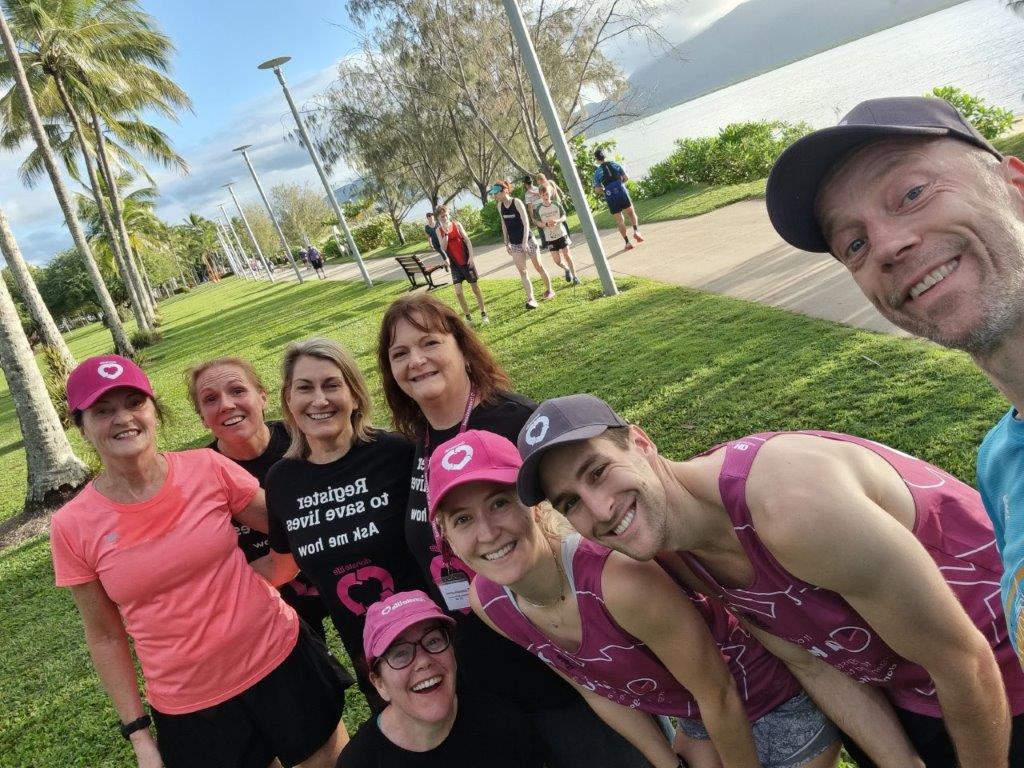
[595,0,1024,177]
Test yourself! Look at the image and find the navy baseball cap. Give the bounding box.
[766,96,1002,254]
[516,394,628,506]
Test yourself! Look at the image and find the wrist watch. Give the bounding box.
[119,714,151,740]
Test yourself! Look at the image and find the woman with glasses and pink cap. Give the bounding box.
[427,429,842,768]
[336,590,543,767]
[49,356,350,768]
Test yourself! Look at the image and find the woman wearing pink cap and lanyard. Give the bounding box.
[377,293,651,768]
[49,355,350,768]
[336,589,544,766]
[428,429,843,768]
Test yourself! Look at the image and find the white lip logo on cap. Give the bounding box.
[96,362,124,380]
[524,415,550,446]
[441,443,474,471]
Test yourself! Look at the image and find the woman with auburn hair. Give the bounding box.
[188,356,331,640]
[51,355,350,768]
[259,338,425,711]
[376,293,651,768]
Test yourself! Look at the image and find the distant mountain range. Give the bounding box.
[592,0,967,129]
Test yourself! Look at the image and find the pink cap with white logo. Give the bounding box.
[427,429,522,522]
[362,590,455,667]
[66,355,155,412]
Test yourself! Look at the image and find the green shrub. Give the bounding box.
[929,86,1015,140]
[639,121,812,193]
[454,205,482,233]
[351,214,394,252]
[41,345,73,427]
[401,221,430,246]
[130,328,163,350]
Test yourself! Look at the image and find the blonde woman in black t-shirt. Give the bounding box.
[376,293,652,768]
[256,338,426,712]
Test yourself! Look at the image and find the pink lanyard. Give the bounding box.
[424,386,476,569]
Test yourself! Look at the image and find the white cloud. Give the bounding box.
[0,57,358,264]
[609,0,750,75]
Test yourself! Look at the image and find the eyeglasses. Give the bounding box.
[377,626,452,671]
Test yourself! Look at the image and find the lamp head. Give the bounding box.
[257,56,292,70]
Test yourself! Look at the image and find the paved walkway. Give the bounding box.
[270,199,905,337]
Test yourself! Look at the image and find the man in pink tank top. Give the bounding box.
[515,393,1024,768]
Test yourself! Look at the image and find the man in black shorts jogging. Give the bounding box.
[592,148,644,250]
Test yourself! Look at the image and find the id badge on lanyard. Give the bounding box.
[424,387,475,612]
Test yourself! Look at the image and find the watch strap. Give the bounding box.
[119,714,151,740]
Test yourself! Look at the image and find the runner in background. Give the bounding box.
[424,212,448,265]
[492,179,554,309]
[375,293,652,768]
[336,590,544,768]
[592,148,644,250]
[307,245,327,279]
[435,204,488,326]
[260,338,426,712]
[535,184,579,285]
[430,429,843,768]
[188,357,333,642]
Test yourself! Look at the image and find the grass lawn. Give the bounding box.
[0,275,1005,766]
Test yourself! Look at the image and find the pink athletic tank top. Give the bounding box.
[476,534,799,720]
[679,430,1024,717]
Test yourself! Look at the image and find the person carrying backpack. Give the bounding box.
[591,148,645,251]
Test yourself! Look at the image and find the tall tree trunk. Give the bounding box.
[0,237,90,513]
[51,76,150,333]
[91,110,157,324]
[0,208,76,371]
[0,10,134,357]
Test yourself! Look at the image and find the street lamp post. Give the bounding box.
[224,183,275,281]
[258,55,372,288]
[213,225,242,280]
[219,205,255,279]
[499,0,617,297]
[233,144,304,283]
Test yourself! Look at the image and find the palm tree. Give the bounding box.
[0,206,75,370]
[0,6,133,355]
[1,0,193,330]
[0,207,89,513]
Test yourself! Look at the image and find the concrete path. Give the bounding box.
[271,199,905,337]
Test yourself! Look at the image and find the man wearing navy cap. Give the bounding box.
[766,96,1024,679]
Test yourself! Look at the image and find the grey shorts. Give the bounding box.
[678,692,838,768]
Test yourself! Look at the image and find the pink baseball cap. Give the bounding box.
[363,590,455,668]
[427,429,522,522]
[66,355,155,412]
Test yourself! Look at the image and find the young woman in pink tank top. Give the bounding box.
[426,430,842,768]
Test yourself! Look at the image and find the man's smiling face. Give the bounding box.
[817,136,1024,354]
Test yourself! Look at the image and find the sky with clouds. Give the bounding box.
[0,0,746,265]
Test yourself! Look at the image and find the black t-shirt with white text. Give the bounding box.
[405,391,576,710]
[266,431,426,666]
[336,692,543,768]
[210,420,291,562]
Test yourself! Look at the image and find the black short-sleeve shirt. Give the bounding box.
[336,692,543,768]
[210,420,290,562]
[266,431,426,662]
[404,391,576,710]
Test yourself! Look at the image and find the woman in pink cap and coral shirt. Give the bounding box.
[49,355,350,768]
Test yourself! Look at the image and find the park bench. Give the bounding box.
[395,253,450,291]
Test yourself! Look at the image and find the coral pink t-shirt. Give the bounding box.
[50,449,299,714]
